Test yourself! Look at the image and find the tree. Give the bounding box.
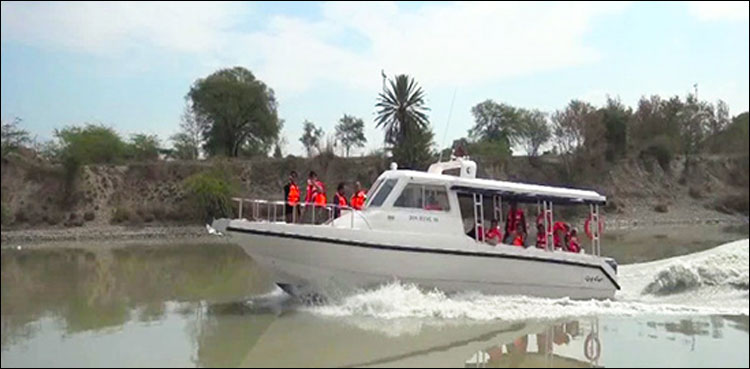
[551,100,604,177]
[128,134,161,161]
[600,97,631,162]
[54,124,128,192]
[272,144,283,158]
[170,103,203,160]
[679,94,712,168]
[710,99,731,135]
[1,117,31,158]
[375,74,430,145]
[469,100,522,144]
[514,109,550,158]
[187,67,280,157]
[55,124,127,166]
[391,124,435,170]
[335,114,367,157]
[299,120,324,157]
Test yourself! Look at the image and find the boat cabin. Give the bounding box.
[232,156,606,256]
[360,157,606,255]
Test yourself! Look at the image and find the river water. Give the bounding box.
[1,224,748,367]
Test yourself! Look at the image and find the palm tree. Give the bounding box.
[375,74,430,145]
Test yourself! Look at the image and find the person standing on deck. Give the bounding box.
[350,181,367,210]
[567,227,581,253]
[535,222,547,249]
[303,171,326,223]
[503,201,527,245]
[283,170,301,223]
[333,182,348,218]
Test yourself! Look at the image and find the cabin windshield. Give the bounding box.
[368,178,397,207]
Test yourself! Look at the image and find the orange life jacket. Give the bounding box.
[287,183,300,206]
[512,234,524,247]
[350,190,366,210]
[313,180,327,205]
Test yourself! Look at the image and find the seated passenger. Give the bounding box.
[424,193,443,211]
[484,219,503,245]
[535,223,547,249]
[503,201,527,245]
[552,222,569,250]
[567,228,581,253]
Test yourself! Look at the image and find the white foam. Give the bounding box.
[617,239,749,309]
[305,239,749,323]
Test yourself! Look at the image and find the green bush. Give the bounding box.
[127,134,161,161]
[111,207,132,224]
[55,124,127,165]
[640,138,673,172]
[183,169,236,221]
[654,203,669,213]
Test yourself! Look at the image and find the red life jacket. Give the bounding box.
[536,232,547,249]
[305,182,316,204]
[335,192,347,207]
[552,222,568,249]
[568,235,580,253]
[287,183,300,206]
[506,209,525,233]
[485,227,503,242]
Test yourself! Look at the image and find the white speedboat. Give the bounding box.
[212,157,618,299]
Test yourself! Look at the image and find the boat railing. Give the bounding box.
[230,198,363,228]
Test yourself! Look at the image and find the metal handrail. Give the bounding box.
[231,198,365,228]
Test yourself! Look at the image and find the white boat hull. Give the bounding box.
[216,219,618,300]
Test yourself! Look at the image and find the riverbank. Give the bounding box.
[0,224,218,246]
[2,205,747,246]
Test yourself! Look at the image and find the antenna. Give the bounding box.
[438,88,457,163]
[693,83,698,100]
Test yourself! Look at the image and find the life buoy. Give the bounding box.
[584,332,601,361]
[584,214,604,239]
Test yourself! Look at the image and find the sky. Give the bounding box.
[1,1,748,156]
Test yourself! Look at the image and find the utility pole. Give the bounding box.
[381,69,386,92]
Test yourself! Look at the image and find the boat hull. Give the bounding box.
[218,220,618,300]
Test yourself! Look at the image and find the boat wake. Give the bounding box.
[303,239,749,324]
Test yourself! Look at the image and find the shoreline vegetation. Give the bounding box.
[2,68,748,245]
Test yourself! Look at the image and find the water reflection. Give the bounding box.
[1,244,270,349]
[464,320,601,368]
[1,245,748,368]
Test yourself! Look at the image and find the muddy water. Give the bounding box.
[1,225,748,367]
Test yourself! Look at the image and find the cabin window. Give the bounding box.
[394,184,450,211]
[364,178,384,207]
[369,179,397,207]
